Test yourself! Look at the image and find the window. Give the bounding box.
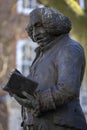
[23,0,36,8]
[17,0,44,15]
[16,38,38,76]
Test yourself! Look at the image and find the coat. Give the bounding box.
[22,34,87,130]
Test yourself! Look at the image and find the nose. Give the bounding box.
[32,27,39,40]
[32,27,35,38]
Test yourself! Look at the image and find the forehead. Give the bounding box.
[29,10,42,27]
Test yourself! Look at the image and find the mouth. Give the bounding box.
[34,34,49,45]
[34,37,43,43]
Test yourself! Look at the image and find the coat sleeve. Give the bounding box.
[36,45,85,113]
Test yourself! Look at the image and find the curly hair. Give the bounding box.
[29,7,72,36]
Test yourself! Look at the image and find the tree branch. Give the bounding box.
[64,0,85,16]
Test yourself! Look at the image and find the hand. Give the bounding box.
[13,91,39,109]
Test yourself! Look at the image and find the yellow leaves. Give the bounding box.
[64,0,85,16]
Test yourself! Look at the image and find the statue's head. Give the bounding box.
[26,7,72,46]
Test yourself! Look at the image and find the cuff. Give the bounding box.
[38,88,56,112]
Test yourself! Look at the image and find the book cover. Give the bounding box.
[3,69,38,98]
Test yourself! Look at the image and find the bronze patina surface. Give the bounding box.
[14,7,87,130]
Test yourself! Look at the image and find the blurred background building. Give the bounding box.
[0,0,87,130]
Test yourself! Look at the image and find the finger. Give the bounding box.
[14,95,29,106]
[13,94,22,100]
[14,95,22,102]
[22,91,34,100]
[14,95,25,103]
[13,94,34,108]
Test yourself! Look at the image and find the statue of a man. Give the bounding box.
[14,7,87,130]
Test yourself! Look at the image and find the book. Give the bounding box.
[3,69,38,98]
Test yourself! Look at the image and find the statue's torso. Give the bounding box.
[22,34,87,130]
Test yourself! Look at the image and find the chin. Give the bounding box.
[37,39,47,46]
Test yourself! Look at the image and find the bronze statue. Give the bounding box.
[14,7,87,130]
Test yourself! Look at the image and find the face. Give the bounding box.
[26,20,54,46]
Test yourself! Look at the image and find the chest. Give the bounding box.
[29,50,58,89]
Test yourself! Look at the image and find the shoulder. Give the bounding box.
[59,38,84,58]
[54,38,85,67]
